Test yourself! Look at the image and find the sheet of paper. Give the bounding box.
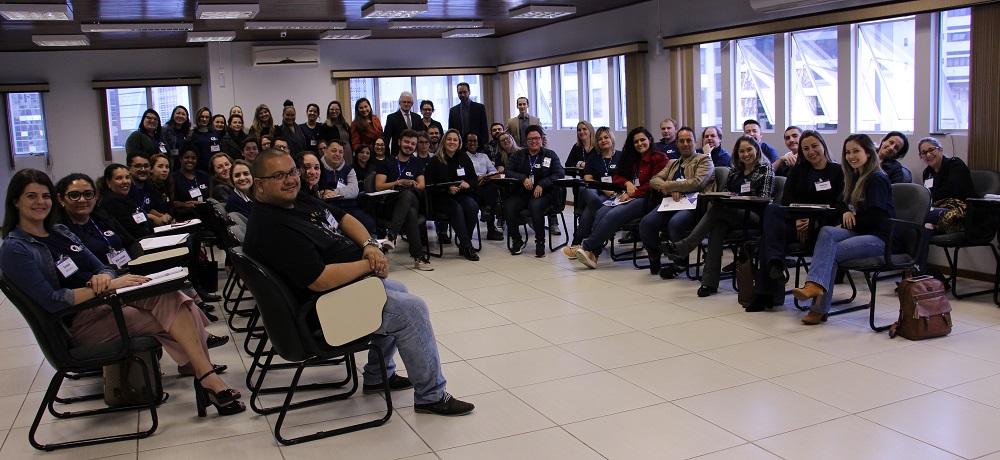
[657,193,698,212]
[152,219,201,234]
[139,233,189,251]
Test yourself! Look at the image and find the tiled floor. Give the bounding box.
[3,217,1000,459]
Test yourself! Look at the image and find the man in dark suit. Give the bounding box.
[448,82,488,152]
[384,91,423,157]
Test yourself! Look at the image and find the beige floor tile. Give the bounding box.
[276,415,431,459]
[0,328,36,349]
[692,443,783,460]
[779,321,917,359]
[858,391,1000,459]
[559,331,690,369]
[0,345,42,372]
[555,286,658,311]
[852,343,1000,389]
[436,427,603,460]
[467,346,600,388]
[398,390,554,451]
[429,307,510,335]
[483,296,588,322]
[436,324,550,360]
[770,361,934,413]
[596,301,708,329]
[0,366,37,398]
[135,401,272,451]
[495,264,577,282]
[563,403,745,460]
[611,354,759,401]
[756,415,961,460]
[139,431,282,459]
[434,272,517,291]
[928,327,1000,364]
[700,337,843,379]
[945,374,1000,409]
[509,371,663,424]
[420,291,481,313]
[524,276,617,296]
[716,307,822,336]
[645,318,768,351]
[456,284,549,306]
[1,413,138,459]
[474,256,549,272]
[519,313,633,344]
[674,381,847,440]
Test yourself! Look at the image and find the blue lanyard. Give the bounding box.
[528,153,541,171]
[90,219,114,250]
[185,174,200,188]
[603,156,613,175]
[397,159,409,179]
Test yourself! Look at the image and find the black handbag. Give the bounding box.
[735,241,758,307]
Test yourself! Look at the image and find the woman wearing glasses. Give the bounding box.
[125,109,165,158]
[919,137,979,234]
[418,100,444,135]
[503,125,565,258]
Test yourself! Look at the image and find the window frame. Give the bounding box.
[5,91,50,159]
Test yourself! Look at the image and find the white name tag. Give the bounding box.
[924,178,934,188]
[132,211,147,224]
[310,139,317,146]
[56,256,78,278]
[542,157,551,168]
[108,249,131,268]
[325,210,339,230]
[158,143,167,154]
[456,167,466,176]
[740,182,751,194]
[170,149,179,157]
[815,180,832,191]
[189,187,202,198]
[674,176,685,182]
[210,144,220,152]
[634,178,641,187]
[601,176,613,183]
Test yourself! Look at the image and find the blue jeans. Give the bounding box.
[806,226,886,314]
[364,279,446,405]
[573,188,608,245]
[581,198,647,257]
[639,209,697,262]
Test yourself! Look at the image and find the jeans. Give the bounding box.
[806,226,886,314]
[433,194,479,248]
[573,189,608,245]
[383,190,424,259]
[581,198,647,257]
[639,208,697,262]
[364,279,446,405]
[673,206,758,289]
[505,192,555,243]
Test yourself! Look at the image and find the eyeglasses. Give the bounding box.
[64,190,96,201]
[258,168,300,181]
[919,147,940,157]
[526,136,542,143]
[130,163,150,170]
[274,144,289,152]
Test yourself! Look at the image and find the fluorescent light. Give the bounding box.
[509,4,576,19]
[187,31,237,42]
[82,23,194,32]
[245,21,346,30]
[320,29,372,40]
[0,3,73,21]
[442,28,494,38]
[361,2,427,19]
[32,34,88,46]
[196,3,259,20]
[389,20,482,29]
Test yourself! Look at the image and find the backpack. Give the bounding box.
[888,270,952,340]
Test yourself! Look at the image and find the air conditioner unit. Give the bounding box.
[749,0,846,13]
[252,45,319,66]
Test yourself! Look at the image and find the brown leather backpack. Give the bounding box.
[888,270,952,340]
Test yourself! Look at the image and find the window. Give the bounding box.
[856,16,915,132]
[734,35,775,131]
[788,27,839,131]
[535,66,554,129]
[938,8,971,130]
[699,42,723,129]
[376,77,412,122]
[559,63,580,128]
[946,32,969,42]
[414,76,450,120]
[617,55,627,130]
[105,85,191,150]
[588,58,610,128]
[348,75,482,125]
[349,78,375,114]
[6,92,48,156]
[508,55,628,131]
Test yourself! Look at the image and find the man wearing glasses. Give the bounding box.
[244,149,474,416]
[126,152,172,226]
[503,125,565,257]
[384,92,423,157]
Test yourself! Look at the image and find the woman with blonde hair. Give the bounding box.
[565,120,597,168]
[248,103,276,139]
[424,129,480,260]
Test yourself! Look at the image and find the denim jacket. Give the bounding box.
[0,225,115,313]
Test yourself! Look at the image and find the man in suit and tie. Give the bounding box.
[505,97,540,146]
[384,91,423,156]
[448,82,488,152]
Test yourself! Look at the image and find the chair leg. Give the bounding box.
[947,244,999,299]
[548,212,568,252]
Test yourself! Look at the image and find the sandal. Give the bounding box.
[194,368,245,417]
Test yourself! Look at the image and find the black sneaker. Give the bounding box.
[658,264,684,280]
[535,242,545,258]
[511,238,525,255]
[438,233,452,244]
[486,228,504,241]
[414,392,475,416]
[362,373,413,394]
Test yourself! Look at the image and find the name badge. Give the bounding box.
[674,176,685,182]
[576,161,585,168]
[924,178,934,188]
[633,178,641,187]
[324,210,339,230]
[56,256,79,278]
[542,157,552,168]
[601,176,613,183]
[815,180,832,191]
[189,187,202,198]
[132,211,147,224]
[210,144,221,152]
[456,167,466,176]
[740,181,751,194]
[158,143,167,154]
[108,249,131,268]
[170,148,179,157]
[310,139,317,146]
[529,174,535,184]
[337,179,346,188]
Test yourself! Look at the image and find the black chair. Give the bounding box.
[900,165,913,184]
[503,186,570,253]
[423,183,482,257]
[361,174,429,253]
[928,170,1000,299]
[229,248,392,446]
[0,273,166,451]
[835,183,933,331]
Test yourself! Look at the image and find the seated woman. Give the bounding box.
[149,153,174,215]
[919,137,979,234]
[353,144,376,184]
[0,169,243,416]
[662,135,775,297]
[296,150,327,199]
[504,125,565,257]
[878,131,912,184]
[562,127,620,258]
[747,131,844,312]
[225,160,254,219]
[56,173,227,339]
[171,145,212,221]
[97,163,151,239]
[494,132,519,174]
[793,134,896,325]
[574,127,668,269]
[424,129,481,261]
[209,153,234,202]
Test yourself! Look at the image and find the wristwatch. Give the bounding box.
[362,237,380,250]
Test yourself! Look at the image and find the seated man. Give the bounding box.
[464,133,503,240]
[375,129,434,271]
[318,140,376,234]
[244,149,474,416]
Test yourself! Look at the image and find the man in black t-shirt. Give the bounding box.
[244,149,473,416]
[375,129,433,271]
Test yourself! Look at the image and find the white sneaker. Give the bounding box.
[382,236,396,251]
[415,257,434,271]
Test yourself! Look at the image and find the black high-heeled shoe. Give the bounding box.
[194,368,245,417]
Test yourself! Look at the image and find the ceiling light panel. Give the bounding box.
[187,31,237,42]
[0,3,73,21]
[196,3,259,20]
[389,20,482,29]
[82,23,194,32]
[509,4,576,19]
[442,28,494,38]
[320,29,372,40]
[362,2,428,19]
[32,34,89,46]
[245,21,346,30]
